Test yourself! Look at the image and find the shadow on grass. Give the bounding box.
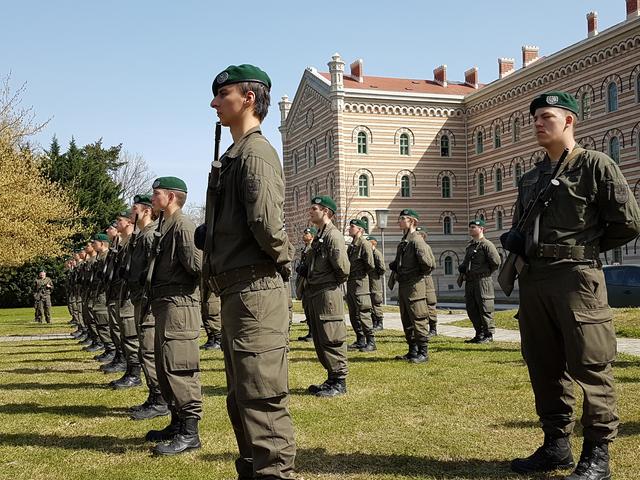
[0,381,106,391]
[613,360,640,369]
[0,432,142,454]
[499,420,540,429]
[201,385,229,396]
[0,402,129,418]
[202,448,523,479]
[0,368,88,374]
[619,421,640,437]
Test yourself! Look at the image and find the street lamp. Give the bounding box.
[375,208,390,305]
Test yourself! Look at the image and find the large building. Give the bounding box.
[279,0,640,299]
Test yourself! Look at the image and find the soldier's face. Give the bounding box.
[348,224,360,236]
[370,240,377,249]
[302,232,313,243]
[308,205,325,225]
[39,272,45,279]
[533,107,572,147]
[211,85,247,127]
[152,188,171,214]
[116,217,130,232]
[469,225,482,238]
[398,216,412,230]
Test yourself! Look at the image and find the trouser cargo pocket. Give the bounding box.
[164,329,200,372]
[233,333,288,400]
[569,308,616,367]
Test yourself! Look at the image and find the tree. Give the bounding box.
[111,150,155,202]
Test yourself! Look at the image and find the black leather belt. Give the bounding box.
[211,263,276,292]
[536,243,599,261]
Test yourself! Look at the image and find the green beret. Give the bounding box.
[93,233,110,243]
[212,64,272,96]
[152,176,187,193]
[311,195,336,213]
[366,235,378,242]
[303,226,318,235]
[133,193,153,207]
[399,208,420,220]
[469,219,485,227]
[529,91,579,116]
[349,218,367,230]
[117,208,131,219]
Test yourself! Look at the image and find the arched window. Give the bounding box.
[495,168,503,192]
[476,131,484,154]
[512,119,520,142]
[358,174,369,197]
[581,93,591,120]
[441,176,451,198]
[327,134,334,160]
[357,131,367,154]
[494,125,501,148]
[360,216,369,233]
[293,152,298,174]
[609,136,620,164]
[496,211,503,230]
[443,216,452,235]
[400,175,411,197]
[328,176,335,198]
[478,173,485,196]
[636,74,640,104]
[399,133,410,156]
[444,256,453,275]
[308,144,316,168]
[440,135,450,157]
[607,82,618,113]
[294,189,299,208]
[514,163,523,185]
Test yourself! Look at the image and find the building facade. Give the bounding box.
[279,0,640,299]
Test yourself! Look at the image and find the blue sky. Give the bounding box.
[1,0,627,204]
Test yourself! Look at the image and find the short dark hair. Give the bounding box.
[238,81,271,121]
[174,191,187,208]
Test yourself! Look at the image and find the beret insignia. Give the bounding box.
[216,71,229,84]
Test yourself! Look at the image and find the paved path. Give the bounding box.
[3,312,640,357]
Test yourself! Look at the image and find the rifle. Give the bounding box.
[202,121,222,297]
[118,214,139,305]
[456,246,481,288]
[498,148,570,296]
[140,209,165,319]
[103,235,120,303]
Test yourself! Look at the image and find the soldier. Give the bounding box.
[141,177,202,456]
[345,219,376,352]
[71,250,89,341]
[100,222,125,370]
[201,64,296,479]
[295,226,316,342]
[459,219,501,344]
[505,91,640,480]
[367,236,386,331]
[127,194,169,421]
[304,195,350,397]
[416,227,438,337]
[90,234,116,358]
[200,280,222,350]
[389,208,435,364]
[33,271,53,323]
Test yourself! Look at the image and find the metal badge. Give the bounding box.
[216,72,229,84]
[546,95,559,105]
[152,179,160,189]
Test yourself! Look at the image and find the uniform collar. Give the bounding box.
[226,126,262,158]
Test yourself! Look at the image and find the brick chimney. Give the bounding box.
[627,0,640,19]
[434,65,447,87]
[498,58,515,79]
[350,59,364,83]
[464,67,479,89]
[587,11,598,37]
[522,45,540,68]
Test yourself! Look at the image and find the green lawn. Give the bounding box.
[0,306,74,336]
[451,308,640,339]
[0,322,638,480]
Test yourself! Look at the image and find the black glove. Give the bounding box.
[500,230,526,256]
[194,224,207,251]
[458,263,467,274]
[295,263,308,278]
[389,260,398,273]
[277,264,291,282]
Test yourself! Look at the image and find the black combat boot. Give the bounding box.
[297,330,313,342]
[347,334,366,351]
[95,349,115,363]
[315,378,347,398]
[101,352,127,373]
[111,366,142,389]
[84,341,104,352]
[410,345,429,364]
[308,378,332,394]
[427,321,438,337]
[130,392,170,420]
[153,416,201,455]
[128,392,153,413]
[395,344,418,360]
[511,434,574,474]
[201,335,221,350]
[564,441,611,480]
[79,335,93,346]
[373,318,384,331]
[145,411,181,442]
[464,333,485,344]
[358,335,376,352]
[477,333,494,344]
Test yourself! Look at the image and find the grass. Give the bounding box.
[0,306,74,336]
[0,310,639,479]
[451,308,640,339]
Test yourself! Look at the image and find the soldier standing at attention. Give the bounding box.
[202,64,296,479]
[345,219,376,352]
[416,227,439,337]
[389,209,435,364]
[145,177,202,455]
[506,92,640,480]
[200,281,222,351]
[305,195,350,397]
[295,226,316,342]
[459,219,501,344]
[367,236,386,331]
[90,234,116,357]
[33,271,53,323]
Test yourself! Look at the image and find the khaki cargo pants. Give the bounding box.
[398,277,430,347]
[464,276,494,336]
[346,277,373,337]
[518,264,619,442]
[134,300,161,397]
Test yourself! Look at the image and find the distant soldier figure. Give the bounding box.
[367,236,386,331]
[295,226,316,342]
[345,219,376,352]
[33,271,53,323]
[200,279,222,350]
[389,209,435,364]
[459,219,501,344]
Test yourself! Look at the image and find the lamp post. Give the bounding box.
[375,208,390,305]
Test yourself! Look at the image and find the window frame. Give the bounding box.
[441,176,451,198]
[609,136,620,164]
[357,131,368,154]
[443,216,452,235]
[607,82,618,113]
[444,256,453,275]
[476,131,484,154]
[358,174,369,197]
[478,173,485,196]
[495,168,503,192]
[399,133,410,156]
[440,135,450,157]
[400,175,411,198]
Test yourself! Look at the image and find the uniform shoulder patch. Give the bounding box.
[614,183,629,204]
[245,175,261,203]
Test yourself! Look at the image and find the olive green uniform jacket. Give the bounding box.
[346,235,374,336]
[462,237,500,336]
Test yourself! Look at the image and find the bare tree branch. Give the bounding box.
[0,74,50,147]
[111,150,156,202]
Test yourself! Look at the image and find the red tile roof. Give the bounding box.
[319,72,481,95]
